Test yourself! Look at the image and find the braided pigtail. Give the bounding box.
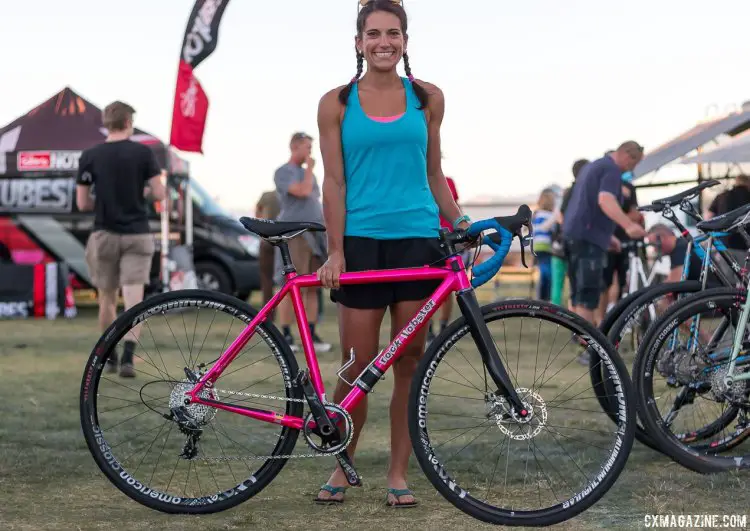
[403,52,429,110]
[338,51,365,106]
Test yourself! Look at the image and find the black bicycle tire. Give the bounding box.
[597,281,703,452]
[409,299,636,527]
[599,286,658,337]
[601,282,748,454]
[80,289,303,514]
[633,287,750,473]
[591,285,669,437]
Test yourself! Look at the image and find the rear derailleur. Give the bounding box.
[170,406,203,460]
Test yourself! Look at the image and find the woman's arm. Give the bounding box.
[318,88,347,255]
[420,81,466,230]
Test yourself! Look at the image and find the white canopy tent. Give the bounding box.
[680,129,750,164]
[633,104,750,179]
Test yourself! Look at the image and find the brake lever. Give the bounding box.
[518,229,535,269]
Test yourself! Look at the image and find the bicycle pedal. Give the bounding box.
[295,369,310,386]
[335,450,361,487]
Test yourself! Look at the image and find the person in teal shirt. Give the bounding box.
[314,0,467,508]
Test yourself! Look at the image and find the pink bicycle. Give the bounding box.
[80,206,635,526]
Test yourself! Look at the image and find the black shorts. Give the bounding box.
[330,236,445,310]
[565,239,607,310]
[603,251,628,291]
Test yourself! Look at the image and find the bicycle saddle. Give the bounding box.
[239,217,326,238]
[696,203,750,232]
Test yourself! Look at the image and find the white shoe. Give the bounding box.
[313,334,332,353]
[283,334,299,353]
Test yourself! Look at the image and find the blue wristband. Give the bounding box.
[453,215,471,230]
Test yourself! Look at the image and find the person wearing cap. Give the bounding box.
[273,132,332,353]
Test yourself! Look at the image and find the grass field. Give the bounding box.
[1,286,749,531]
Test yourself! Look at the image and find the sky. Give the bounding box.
[4,0,750,211]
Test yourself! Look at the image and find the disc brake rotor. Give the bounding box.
[487,388,548,441]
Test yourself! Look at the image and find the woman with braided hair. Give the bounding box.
[315,0,468,508]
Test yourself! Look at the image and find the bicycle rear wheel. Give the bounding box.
[409,299,635,527]
[633,288,750,473]
[80,290,303,514]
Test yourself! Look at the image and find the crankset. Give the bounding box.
[296,370,361,486]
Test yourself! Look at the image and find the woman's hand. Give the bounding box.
[455,219,480,249]
[317,251,346,289]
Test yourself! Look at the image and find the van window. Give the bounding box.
[189,180,229,218]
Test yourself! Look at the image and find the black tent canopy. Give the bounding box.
[0,87,191,289]
[0,87,188,177]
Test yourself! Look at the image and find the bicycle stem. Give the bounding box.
[662,205,738,286]
[456,289,528,416]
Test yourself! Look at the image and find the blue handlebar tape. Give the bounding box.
[467,220,513,288]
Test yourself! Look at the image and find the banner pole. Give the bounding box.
[160,193,170,292]
[185,177,193,248]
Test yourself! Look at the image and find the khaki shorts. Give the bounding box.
[288,237,323,276]
[85,230,155,290]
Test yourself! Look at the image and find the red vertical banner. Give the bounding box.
[33,264,45,317]
[170,61,209,153]
[169,0,231,154]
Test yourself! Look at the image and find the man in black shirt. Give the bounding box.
[559,159,590,218]
[647,224,722,286]
[76,101,166,377]
[707,175,750,259]
[552,158,589,307]
[646,224,723,345]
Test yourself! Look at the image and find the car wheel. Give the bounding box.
[195,261,232,294]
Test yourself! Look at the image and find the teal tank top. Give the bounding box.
[341,77,440,240]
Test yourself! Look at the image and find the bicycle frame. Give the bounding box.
[626,245,654,293]
[183,253,503,430]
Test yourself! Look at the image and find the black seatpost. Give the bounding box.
[278,241,296,276]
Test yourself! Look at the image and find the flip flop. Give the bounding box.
[385,488,418,508]
[313,484,347,505]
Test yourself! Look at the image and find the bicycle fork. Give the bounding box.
[456,290,529,417]
[725,291,750,388]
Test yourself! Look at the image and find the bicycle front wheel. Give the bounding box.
[409,299,635,527]
[80,289,303,514]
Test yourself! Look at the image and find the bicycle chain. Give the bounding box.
[195,387,349,462]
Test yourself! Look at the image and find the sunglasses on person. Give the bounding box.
[628,144,645,160]
[359,0,404,10]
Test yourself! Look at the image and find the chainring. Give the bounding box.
[302,404,354,455]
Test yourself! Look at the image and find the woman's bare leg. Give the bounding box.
[385,298,430,505]
[315,303,385,501]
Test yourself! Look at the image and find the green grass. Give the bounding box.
[1,285,749,531]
